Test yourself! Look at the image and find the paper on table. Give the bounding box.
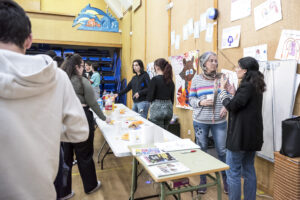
[155,138,200,152]
[148,162,190,177]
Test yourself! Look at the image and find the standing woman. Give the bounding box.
[219,57,266,200]
[189,51,229,194]
[61,54,110,198]
[115,59,150,118]
[147,58,175,129]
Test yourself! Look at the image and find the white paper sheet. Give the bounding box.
[200,13,207,32]
[243,44,268,61]
[175,35,180,50]
[221,25,241,49]
[254,0,282,30]
[171,31,175,46]
[205,23,214,43]
[221,69,238,90]
[188,18,194,35]
[183,25,188,41]
[231,0,251,21]
[275,29,300,64]
[194,21,200,38]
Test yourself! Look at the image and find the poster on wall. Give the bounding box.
[275,29,300,63]
[72,4,119,32]
[146,62,156,79]
[254,0,282,31]
[231,0,251,21]
[221,25,241,49]
[170,50,199,109]
[243,44,268,61]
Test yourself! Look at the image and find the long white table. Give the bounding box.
[94,103,180,158]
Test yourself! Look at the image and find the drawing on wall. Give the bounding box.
[221,25,241,49]
[231,0,251,21]
[72,4,119,32]
[254,0,282,30]
[275,30,300,63]
[146,62,156,79]
[244,44,268,61]
[170,50,199,109]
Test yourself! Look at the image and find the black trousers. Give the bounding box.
[54,144,69,199]
[62,107,98,196]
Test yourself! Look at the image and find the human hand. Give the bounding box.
[220,107,227,118]
[199,99,213,106]
[105,117,111,124]
[225,83,236,95]
[114,93,118,98]
[133,92,139,99]
[220,74,228,90]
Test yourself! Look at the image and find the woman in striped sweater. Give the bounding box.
[189,51,233,194]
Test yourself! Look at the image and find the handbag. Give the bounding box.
[280,117,300,158]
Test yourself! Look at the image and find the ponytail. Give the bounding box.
[154,58,173,84]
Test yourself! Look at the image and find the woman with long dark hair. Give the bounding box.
[147,58,175,129]
[219,56,266,200]
[115,59,150,118]
[60,54,110,199]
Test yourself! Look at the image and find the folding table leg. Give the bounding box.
[130,157,138,200]
[97,141,107,163]
[215,172,222,200]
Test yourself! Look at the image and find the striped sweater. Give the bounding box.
[189,74,227,124]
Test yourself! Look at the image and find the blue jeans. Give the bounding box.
[132,101,150,119]
[226,150,257,200]
[193,121,227,182]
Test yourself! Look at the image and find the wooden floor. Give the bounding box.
[69,128,272,200]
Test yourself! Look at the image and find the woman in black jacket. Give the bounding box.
[219,57,266,200]
[115,59,150,118]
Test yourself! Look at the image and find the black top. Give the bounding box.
[147,75,175,104]
[221,81,263,151]
[119,71,150,102]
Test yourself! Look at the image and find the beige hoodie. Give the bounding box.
[0,49,89,200]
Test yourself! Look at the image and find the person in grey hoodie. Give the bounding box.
[0,1,89,200]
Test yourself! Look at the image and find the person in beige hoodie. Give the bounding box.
[0,1,89,199]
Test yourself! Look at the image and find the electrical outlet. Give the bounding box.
[188,130,191,135]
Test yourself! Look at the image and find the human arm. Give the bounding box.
[82,78,107,121]
[118,78,132,96]
[188,76,209,108]
[147,78,156,102]
[138,73,151,97]
[61,72,89,142]
[219,82,254,112]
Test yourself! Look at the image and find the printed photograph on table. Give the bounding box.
[149,162,190,177]
[170,50,199,109]
[140,152,176,166]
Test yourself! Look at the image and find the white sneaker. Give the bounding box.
[58,191,75,200]
[87,181,101,194]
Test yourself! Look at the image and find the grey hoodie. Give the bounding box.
[0,49,89,200]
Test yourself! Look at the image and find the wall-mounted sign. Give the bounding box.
[72,4,119,32]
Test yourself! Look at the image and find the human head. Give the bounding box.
[132,59,144,75]
[45,50,57,58]
[199,51,218,74]
[53,56,64,68]
[237,56,266,93]
[61,54,84,78]
[0,0,32,53]
[91,63,98,72]
[154,58,173,83]
[85,61,92,72]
